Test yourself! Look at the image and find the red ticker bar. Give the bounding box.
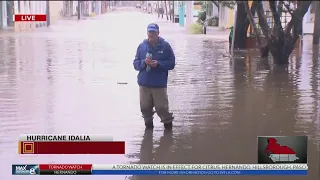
[19,141,125,154]
[39,164,92,170]
[39,164,92,175]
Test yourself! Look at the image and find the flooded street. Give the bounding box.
[0,10,319,180]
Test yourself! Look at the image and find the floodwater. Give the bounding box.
[0,10,319,180]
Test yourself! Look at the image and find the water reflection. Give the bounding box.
[45,40,55,133]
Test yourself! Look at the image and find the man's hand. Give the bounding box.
[145,57,152,65]
[150,60,158,68]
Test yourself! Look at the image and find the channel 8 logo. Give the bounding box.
[29,168,36,174]
[12,164,39,175]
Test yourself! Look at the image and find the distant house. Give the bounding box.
[61,1,76,17]
[206,1,219,19]
[61,1,103,17]
[13,1,49,31]
[4,1,64,31]
[0,1,47,29]
[193,1,201,17]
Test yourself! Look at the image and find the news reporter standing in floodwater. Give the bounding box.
[133,23,175,130]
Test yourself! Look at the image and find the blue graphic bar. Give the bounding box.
[91,170,307,175]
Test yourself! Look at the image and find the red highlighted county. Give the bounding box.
[265,138,299,162]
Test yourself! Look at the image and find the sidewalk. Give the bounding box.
[152,16,229,41]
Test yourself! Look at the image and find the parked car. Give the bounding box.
[136,4,141,8]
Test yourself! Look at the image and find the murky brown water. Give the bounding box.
[0,11,319,180]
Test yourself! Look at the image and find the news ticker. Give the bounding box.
[18,134,124,154]
[17,135,308,160]
[12,164,308,175]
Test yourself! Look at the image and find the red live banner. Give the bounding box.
[18,141,125,154]
[14,14,46,22]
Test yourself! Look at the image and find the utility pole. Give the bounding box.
[172,1,175,23]
[313,1,320,45]
[46,1,50,26]
[157,1,160,18]
[77,0,80,20]
[164,1,169,20]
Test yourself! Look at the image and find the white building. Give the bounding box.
[61,1,102,17]
[0,0,104,31]
[62,1,77,17]
[11,1,63,32]
[206,2,219,19]
[13,1,47,31]
[303,1,317,34]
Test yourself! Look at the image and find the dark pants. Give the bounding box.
[139,86,174,123]
[229,37,232,52]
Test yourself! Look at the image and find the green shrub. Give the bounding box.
[188,22,203,34]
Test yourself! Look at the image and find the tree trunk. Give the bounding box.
[244,1,259,37]
[256,1,312,64]
[313,1,320,45]
[233,1,247,49]
[256,1,289,64]
[234,1,260,50]
[243,2,263,51]
[293,1,303,36]
[164,1,169,20]
[212,1,219,11]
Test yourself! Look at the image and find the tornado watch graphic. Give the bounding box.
[257,136,308,164]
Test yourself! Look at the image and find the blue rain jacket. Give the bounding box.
[133,37,175,88]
